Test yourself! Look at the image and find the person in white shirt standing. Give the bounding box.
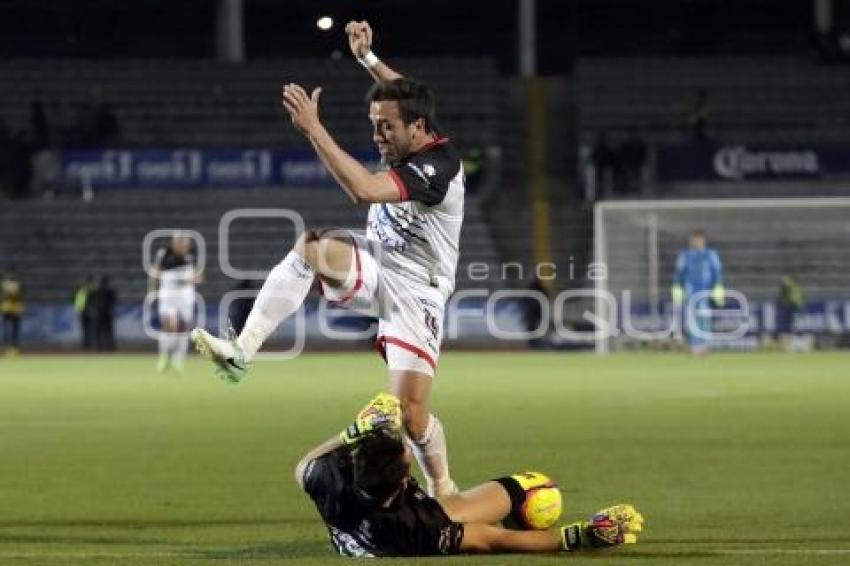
[151,233,203,372]
[192,21,464,498]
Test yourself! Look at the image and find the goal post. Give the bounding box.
[593,198,850,354]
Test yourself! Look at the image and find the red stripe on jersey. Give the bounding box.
[388,169,410,201]
[412,136,450,155]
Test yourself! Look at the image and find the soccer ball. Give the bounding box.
[513,471,563,530]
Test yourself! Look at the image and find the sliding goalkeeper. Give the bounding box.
[295,393,644,557]
[671,229,725,355]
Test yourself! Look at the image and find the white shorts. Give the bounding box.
[319,233,444,377]
[157,288,195,326]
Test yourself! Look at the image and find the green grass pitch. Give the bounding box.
[1,351,850,565]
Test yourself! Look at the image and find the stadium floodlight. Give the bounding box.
[317,16,333,31]
[593,198,850,354]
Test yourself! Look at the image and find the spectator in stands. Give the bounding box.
[0,116,11,197]
[72,98,96,147]
[619,129,648,194]
[90,275,117,351]
[74,275,96,350]
[47,98,71,146]
[30,144,58,198]
[684,89,712,141]
[8,130,33,199]
[90,87,119,146]
[29,90,50,151]
[1,268,25,356]
[774,275,803,348]
[590,131,616,199]
[28,92,61,198]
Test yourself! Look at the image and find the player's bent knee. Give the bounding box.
[294,227,348,273]
[293,229,319,263]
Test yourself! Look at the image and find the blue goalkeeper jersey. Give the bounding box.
[673,248,723,296]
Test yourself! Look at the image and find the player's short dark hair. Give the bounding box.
[367,78,438,132]
[691,229,706,239]
[352,428,409,504]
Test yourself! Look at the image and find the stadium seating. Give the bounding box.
[577,56,850,142]
[0,58,499,150]
[0,58,507,303]
[0,189,503,302]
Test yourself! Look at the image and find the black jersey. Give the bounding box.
[153,247,197,291]
[302,446,464,557]
[153,247,196,272]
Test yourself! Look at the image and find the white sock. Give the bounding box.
[158,333,171,358]
[172,333,188,369]
[409,414,456,498]
[236,251,315,361]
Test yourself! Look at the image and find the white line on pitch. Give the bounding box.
[716,549,850,555]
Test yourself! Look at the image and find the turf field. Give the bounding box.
[1,351,849,565]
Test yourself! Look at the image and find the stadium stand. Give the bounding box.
[577,56,850,142]
[0,189,503,302]
[0,58,499,149]
[0,57,508,304]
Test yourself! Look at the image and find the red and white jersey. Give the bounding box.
[366,137,465,298]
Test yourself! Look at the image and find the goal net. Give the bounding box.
[593,198,850,353]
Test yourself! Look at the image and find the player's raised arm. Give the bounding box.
[281,83,403,204]
[294,393,402,488]
[345,20,402,82]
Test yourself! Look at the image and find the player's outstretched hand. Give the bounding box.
[340,392,402,445]
[281,83,322,135]
[561,503,644,551]
[586,503,644,546]
[345,20,373,58]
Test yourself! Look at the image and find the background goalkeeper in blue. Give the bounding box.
[671,230,725,355]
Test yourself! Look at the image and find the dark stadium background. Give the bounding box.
[2,2,850,565]
[2,0,849,353]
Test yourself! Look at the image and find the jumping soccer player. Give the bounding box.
[192,21,463,498]
[296,393,644,557]
[150,232,203,372]
[671,229,725,355]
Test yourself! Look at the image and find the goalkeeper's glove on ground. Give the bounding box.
[712,284,725,307]
[340,392,402,445]
[560,503,644,551]
[671,284,684,306]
